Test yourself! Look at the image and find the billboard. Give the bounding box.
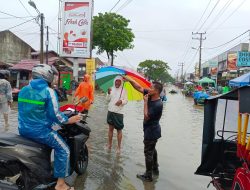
[208,57,218,68]
[227,52,237,70]
[237,51,250,67]
[60,0,93,58]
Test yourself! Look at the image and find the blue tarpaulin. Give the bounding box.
[229,72,250,87]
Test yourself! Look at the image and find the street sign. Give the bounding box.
[237,51,250,67]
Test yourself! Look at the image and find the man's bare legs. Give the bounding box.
[107,125,114,150]
[116,130,122,154]
[55,178,74,190]
[3,113,9,131]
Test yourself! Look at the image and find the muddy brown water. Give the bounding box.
[0,88,214,190]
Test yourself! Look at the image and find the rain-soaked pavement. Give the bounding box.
[0,86,214,190]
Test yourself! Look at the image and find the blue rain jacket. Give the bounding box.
[18,79,70,178]
[193,91,209,100]
[18,79,68,133]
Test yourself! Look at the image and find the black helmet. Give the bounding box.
[32,64,58,83]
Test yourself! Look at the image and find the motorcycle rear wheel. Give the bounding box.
[75,145,88,175]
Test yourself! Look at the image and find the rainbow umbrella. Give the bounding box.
[95,66,151,101]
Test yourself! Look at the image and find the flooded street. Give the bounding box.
[0,87,214,190]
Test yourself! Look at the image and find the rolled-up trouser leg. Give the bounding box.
[144,140,157,176]
[44,131,70,178]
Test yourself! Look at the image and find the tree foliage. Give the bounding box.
[93,12,135,66]
[137,60,174,83]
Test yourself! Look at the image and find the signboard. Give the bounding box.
[86,58,95,89]
[227,52,237,70]
[218,61,227,72]
[208,57,218,67]
[237,51,250,67]
[210,67,218,75]
[60,0,93,58]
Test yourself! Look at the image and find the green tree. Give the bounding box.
[93,12,135,66]
[137,60,174,83]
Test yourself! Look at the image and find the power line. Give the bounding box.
[119,52,134,68]
[208,0,247,36]
[116,0,133,13]
[0,16,34,19]
[48,26,57,33]
[203,35,249,60]
[204,30,249,49]
[0,10,35,20]
[185,49,199,73]
[193,0,212,31]
[196,0,220,32]
[5,17,36,31]
[205,0,234,31]
[110,0,122,12]
[177,0,212,65]
[17,0,33,17]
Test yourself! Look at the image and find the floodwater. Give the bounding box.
[0,87,214,190]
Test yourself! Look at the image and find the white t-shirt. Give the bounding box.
[107,86,128,114]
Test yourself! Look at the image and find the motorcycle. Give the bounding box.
[54,86,68,102]
[0,98,90,189]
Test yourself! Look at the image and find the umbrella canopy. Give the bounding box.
[96,66,151,101]
[229,72,250,87]
[198,77,215,84]
[185,81,193,85]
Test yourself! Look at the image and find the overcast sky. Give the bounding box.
[1,0,250,76]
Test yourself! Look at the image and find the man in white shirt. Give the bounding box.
[106,76,128,154]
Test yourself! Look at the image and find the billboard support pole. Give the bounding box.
[73,58,79,82]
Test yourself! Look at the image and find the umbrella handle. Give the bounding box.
[119,82,125,100]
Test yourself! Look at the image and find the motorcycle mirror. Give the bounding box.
[79,97,88,104]
[74,97,88,106]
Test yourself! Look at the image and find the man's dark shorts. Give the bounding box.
[107,111,124,130]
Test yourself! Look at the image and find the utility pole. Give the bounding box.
[28,0,44,64]
[176,69,180,82]
[192,32,206,79]
[40,13,44,64]
[178,62,185,83]
[46,26,49,64]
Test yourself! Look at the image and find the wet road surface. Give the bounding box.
[0,88,214,190]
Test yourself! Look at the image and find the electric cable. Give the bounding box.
[116,0,133,13]
[193,0,212,31]
[204,30,249,49]
[203,35,249,60]
[110,0,122,12]
[184,49,199,73]
[5,17,36,30]
[177,0,213,66]
[205,0,234,31]
[18,0,33,17]
[0,10,35,20]
[208,0,247,37]
[196,0,221,32]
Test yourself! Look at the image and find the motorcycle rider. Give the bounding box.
[18,64,81,190]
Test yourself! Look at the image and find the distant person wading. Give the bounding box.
[0,70,13,131]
